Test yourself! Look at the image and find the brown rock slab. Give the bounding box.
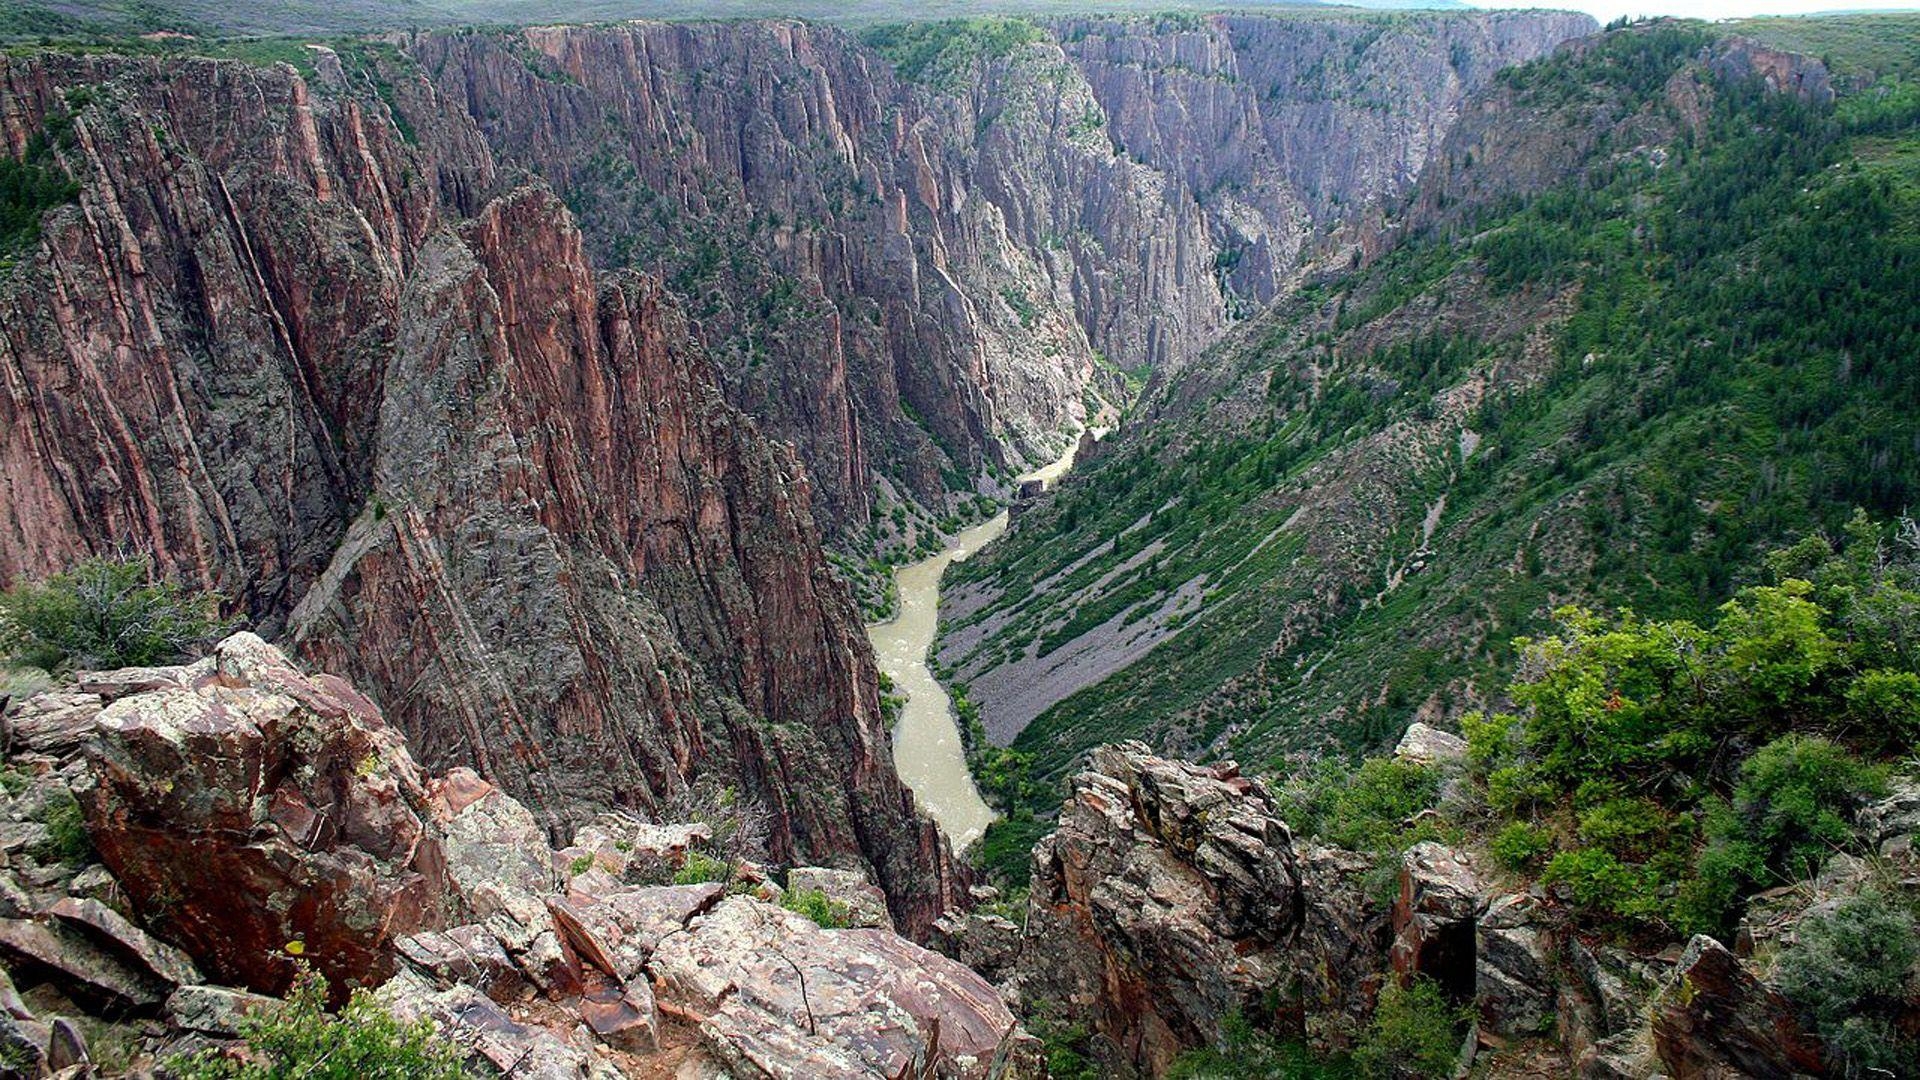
[0,918,161,1014]
[46,896,200,990]
[1653,936,1824,1080]
[165,985,279,1037]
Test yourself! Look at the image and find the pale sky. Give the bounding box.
[1468,0,1918,23]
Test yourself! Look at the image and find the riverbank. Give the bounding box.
[865,434,1089,849]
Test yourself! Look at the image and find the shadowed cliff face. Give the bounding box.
[0,51,959,933]
[402,12,1591,552]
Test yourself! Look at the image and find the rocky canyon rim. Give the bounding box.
[868,434,1093,849]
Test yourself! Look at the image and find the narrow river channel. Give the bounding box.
[866,435,1087,850]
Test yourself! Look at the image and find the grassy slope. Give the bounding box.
[946,16,1920,823]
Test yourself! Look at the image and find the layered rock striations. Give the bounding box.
[0,10,1591,932]
[403,12,1589,549]
[0,50,955,931]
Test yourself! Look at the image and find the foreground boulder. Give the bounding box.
[1015,742,1386,1073]
[76,633,456,998]
[1,644,1044,1075]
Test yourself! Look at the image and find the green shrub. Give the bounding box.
[1490,820,1554,872]
[1774,892,1920,1079]
[30,788,91,866]
[1,556,224,672]
[780,887,853,929]
[672,851,733,886]
[169,968,463,1079]
[1462,548,1919,934]
[1278,757,1451,902]
[1844,668,1920,752]
[1352,977,1471,1080]
[1724,735,1885,880]
[1167,1012,1356,1079]
[1024,1002,1101,1080]
[1,133,79,262]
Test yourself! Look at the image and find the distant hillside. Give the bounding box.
[942,16,1920,838]
[1,0,1460,41]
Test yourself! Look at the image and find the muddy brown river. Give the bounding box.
[865,436,1086,850]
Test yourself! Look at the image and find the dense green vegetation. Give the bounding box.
[1162,978,1469,1080]
[170,968,463,1079]
[860,18,1045,86]
[944,16,1920,839]
[779,886,856,928]
[0,124,79,266]
[1157,523,1920,1075]
[0,556,226,673]
[1464,515,1912,938]
[1774,891,1920,1078]
[1273,757,1451,901]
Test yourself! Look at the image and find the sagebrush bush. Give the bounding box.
[1774,892,1920,1079]
[1,556,224,672]
[672,850,733,886]
[169,968,462,1079]
[30,788,91,866]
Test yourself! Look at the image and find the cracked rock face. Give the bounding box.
[0,49,960,934]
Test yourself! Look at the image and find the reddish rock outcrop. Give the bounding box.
[76,633,455,998]
[1652,936,1826,1080]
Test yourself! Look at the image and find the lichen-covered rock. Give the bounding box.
[1476,892,1557,1042]
[165,985,278,1037]
[77,633,455,998]
[652,896,1039,1079]
[929,910,1023,985]
[1393,722,1469,766]
[378,972,622,1079]
[1390,843,1480,997]
[1652,936,1824,1080]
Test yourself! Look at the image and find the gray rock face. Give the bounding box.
[1476,893,1557,1041]
[1390,843,1480,1004]
[1394,722,1468,766]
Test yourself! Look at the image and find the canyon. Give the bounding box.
[0,9,1587,932]
[2,6,1918,1078]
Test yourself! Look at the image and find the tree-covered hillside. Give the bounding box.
[943,16,1920,866]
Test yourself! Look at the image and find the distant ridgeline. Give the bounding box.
[941,15,1920,857]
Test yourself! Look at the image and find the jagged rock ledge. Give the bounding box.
[0,636,1039,1078]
